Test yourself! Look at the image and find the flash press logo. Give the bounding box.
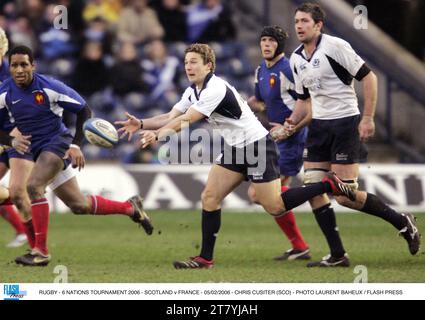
[3,284,27,300]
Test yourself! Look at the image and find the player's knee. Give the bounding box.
[69,201,91,215]
[26,183,44,200]
[247,186,258,203]
[9,189,26,209]
[201,189,221,208]
[335,195,354,207]
[262,202,285,216]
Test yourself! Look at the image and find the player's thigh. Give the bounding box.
[252,179,284,214]
[28,151,66,187]
[304,161,331,171]
[331,163,359,180]
[248,176,289,203]
[202,164,245,205]
[9,158,34,193]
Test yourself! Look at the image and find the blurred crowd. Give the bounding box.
[0,0,254,163]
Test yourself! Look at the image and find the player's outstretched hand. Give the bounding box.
[140,130,158,149]
[64,145,85,171]
[11,135,31,155]
[115,112,142,141]
[358,116,375,142]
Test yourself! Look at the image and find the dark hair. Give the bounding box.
[295,2,326,25]
[8,45,34,65]
[260,25,289,58]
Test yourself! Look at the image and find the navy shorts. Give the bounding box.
[7,131,73,169]
[276,127,307,177]
[217,135,280,183]
[303,115,364,164]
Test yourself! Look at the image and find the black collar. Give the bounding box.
[295,33,323,62]
[191,72,214,100]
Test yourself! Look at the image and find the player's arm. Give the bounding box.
[72,105,92,147]
[0,110,31,154]
[249,68,266,113]
[329,38,377,141]
[115,108,184,141]
[292,98,312,131]
[0,129,31,154]
[283,97,311,134]
[140,107,205,148]
[141,108,184,130]
[358,71,377,142]
[247,96,266,113]
[64,104,92,170]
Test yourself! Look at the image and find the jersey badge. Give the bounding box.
[269,75,277,88]
[34,91,45,105]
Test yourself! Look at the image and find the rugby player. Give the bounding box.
[247,25,310,261]
[284,2,420,267]
[0,46,152,266]
[118,43,356,269]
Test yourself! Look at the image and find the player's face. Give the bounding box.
[260,36,278,60]
[294,11,320,43]
[184,52,211,86]
[10,54,35,88]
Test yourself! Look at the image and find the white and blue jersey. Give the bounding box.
[0,73,86,161]
[254,56,307,176]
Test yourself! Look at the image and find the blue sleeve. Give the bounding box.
[45,78,87,114]
[254,82,262,101]
[282,60,295,84]
[254,66,263,101]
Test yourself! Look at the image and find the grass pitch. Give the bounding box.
[0,211,424,283]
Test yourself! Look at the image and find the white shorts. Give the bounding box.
[48,165,76,191]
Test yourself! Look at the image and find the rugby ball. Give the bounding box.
[83,118,119,148]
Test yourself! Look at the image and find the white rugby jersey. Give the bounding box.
[290,34,371,120]
[173,73,268,148]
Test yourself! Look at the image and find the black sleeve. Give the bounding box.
[0,130,12,146]
[72,105,92,146]
[297,87,310,100]
[354,63,371,81]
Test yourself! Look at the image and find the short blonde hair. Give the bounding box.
[0,28,8,57]
[184,43,216,73]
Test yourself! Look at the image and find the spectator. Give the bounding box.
[117,0,164,45]
[186,0,236,43]
[38,4,76,60]
[83,0,122,24]
[142,39,180,109]
[20,0,45,32]
[82,16,114,55]
[109,41,148,96]
[8,15,38,51]
[152,0,187,42]
[73,41,108,97]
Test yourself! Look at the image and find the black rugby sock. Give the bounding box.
[200,209,221,261]
[313,204,346,258]
[281,183,329,211]
[361,193,405,230]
